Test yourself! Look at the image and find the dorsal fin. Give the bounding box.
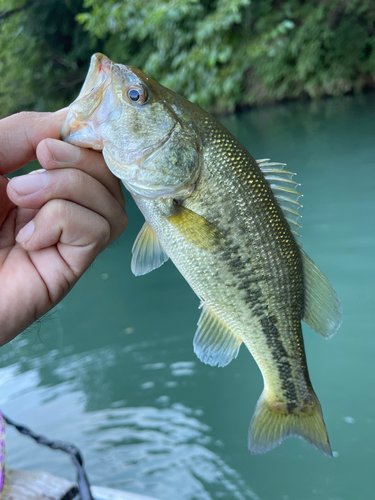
[301,250,342,338]
[257,159,303,240]
[258,160,342,339]
[194,305,242,367]
[131,222,169,276]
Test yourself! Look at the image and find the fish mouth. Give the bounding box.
[61,53,117,150]
[75,53,112,104]
[61,53,179,183]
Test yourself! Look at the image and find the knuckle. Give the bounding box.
[46,198,69,218]
[15,111,40,122]
[67,167,86,187]
[117,210,129,234]
[94,218,111,248]
[110,207,128,242]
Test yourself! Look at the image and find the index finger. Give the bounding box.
[0,109,68,175]
[36,138,125,207]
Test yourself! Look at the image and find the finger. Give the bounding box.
[0,206,37,252]
[16,200,113,290]
[0,109,68,175]
[36,138,125,207]
[7,169,128,245]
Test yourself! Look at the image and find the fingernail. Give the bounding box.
[16,220,35,245]
[29,169,46,174]
[9,172,48,195]
[46,138,80,163]
[54,107,69,114]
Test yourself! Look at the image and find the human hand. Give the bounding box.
[0,110,128,346]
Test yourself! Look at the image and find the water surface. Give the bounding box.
[1,93,374,499]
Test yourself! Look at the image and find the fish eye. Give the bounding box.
[127,85,148,104]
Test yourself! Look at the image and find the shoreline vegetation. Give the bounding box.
[1,0,374,118]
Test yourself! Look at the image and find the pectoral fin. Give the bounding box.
[166,203,223,251]
[131,222,169,276]
[194,305,242,367]
[301,250,342,338]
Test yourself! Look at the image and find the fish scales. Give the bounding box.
[61,53,342,456]
[182,115,310,404]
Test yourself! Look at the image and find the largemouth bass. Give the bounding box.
[61,53,342,456]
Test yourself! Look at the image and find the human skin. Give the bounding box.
[0,109,128,346]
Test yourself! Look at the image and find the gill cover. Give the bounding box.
[62,53,202,200]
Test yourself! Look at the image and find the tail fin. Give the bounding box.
[248,391,332,456]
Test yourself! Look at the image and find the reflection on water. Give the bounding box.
[1,93,374,499]
[0,347,258,500]
[87,405,258,500]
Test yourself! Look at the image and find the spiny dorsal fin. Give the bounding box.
[257,159,303,240]
[131,222,169,276]
[301,250,342,338]
[166,203,223,251]
[194,305,242,367]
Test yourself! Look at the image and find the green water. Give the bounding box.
[1,93,374,500]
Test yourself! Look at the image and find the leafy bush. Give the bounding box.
[1,0,374,117]
[0,0,101,117]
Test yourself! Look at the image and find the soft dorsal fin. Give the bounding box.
[166,203,223,251]
[258,160,342,337]
[131,222,169,276]
[301,250,342,338]
[194,305,242,367]
[257,159,303,239]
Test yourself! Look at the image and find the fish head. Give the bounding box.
[62,53,201,199]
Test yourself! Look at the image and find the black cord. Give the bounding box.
[2,413,94,500]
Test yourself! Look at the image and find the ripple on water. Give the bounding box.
[87,405,259,500]
[1,355,258,500]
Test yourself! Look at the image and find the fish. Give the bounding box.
[61,53,342,456]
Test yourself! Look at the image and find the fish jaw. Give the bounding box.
[61,53,115,149]
[61,54,202,201]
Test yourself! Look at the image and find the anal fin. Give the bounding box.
[131,222,169,276]
[194,305,242,367]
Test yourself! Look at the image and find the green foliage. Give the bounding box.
[1,0,375,117]
[76,0,375,111]
[0,0,102,118]
[77,0,252,112]
[245,0,375,104]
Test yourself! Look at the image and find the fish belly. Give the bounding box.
[132,191,332,456]
[134,192,309,395]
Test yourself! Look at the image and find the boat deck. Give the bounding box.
[2,469,159,500]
